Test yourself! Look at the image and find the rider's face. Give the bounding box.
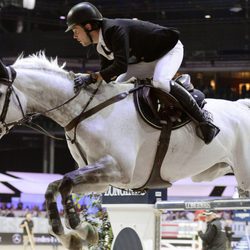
[72,25,91,46]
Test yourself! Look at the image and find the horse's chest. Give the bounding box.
[77,120,107,152]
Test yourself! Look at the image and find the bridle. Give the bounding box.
[0,66,82,138]
[0,65,102,165]
[0,66,26,134]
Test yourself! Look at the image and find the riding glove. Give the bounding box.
[74,73,97,93]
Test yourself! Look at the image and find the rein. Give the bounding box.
[64,84,144,166]
[62,83,143,166]
[65,85,144,131]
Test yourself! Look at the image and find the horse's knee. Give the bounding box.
[45,180,61,201]
[45,190,54,201]
[59,176,73,199]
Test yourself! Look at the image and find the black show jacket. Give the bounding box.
[98,18,179,82]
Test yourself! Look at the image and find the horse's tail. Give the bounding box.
[236,99,250,109]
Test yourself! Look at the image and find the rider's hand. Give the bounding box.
[74,73,97,93]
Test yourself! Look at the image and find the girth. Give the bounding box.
[132,82,205,191]
[132,84,191,191]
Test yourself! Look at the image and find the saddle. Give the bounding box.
[133,74,206,130]
[132,74,206,192]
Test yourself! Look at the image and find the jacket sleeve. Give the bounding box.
[198,224,217,244]
[99,25,129,82]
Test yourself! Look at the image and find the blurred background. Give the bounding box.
[0,0,249,174]
[0,1,250,249]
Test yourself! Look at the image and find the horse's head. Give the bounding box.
[0,60,27,138]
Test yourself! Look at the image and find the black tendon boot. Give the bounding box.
[170,81,220,144]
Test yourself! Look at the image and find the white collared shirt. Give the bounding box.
[96,29,114,60]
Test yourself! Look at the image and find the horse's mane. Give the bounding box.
[12,51,67,74]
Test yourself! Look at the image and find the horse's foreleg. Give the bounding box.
[45,179,64,235]
[59,155,122,244]
[46,179,87,250]
[58,176,81,229]
[59,177,99,246]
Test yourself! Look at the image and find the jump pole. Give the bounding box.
[155,198,250,211]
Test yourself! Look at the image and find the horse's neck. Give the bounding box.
[14,68,132,127]
[14,68,83,126]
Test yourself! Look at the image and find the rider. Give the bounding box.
[65,2,220,144]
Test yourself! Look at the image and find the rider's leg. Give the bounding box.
[170,81,220,144]
[153,40,184,92]
[153,41,219,144]
[115,61,156,82]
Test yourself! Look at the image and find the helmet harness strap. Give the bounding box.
[82,23,100,44]
[84,27,94,44]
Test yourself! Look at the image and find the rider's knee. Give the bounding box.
[152,79,171,92]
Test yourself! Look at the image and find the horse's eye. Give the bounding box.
[0,92,2,98]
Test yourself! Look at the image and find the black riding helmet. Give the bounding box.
[65,2,103,32]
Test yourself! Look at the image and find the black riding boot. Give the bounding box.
[170,81,220,144]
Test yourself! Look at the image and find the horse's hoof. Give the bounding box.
[86,224,99,245]
[75,222,99,245]
[69,232,87,250]
[59,176,73,198]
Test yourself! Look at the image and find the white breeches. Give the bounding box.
[116,40,184,92]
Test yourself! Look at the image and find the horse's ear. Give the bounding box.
[0,59,8,79]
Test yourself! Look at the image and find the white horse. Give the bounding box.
[1,53,250,249]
